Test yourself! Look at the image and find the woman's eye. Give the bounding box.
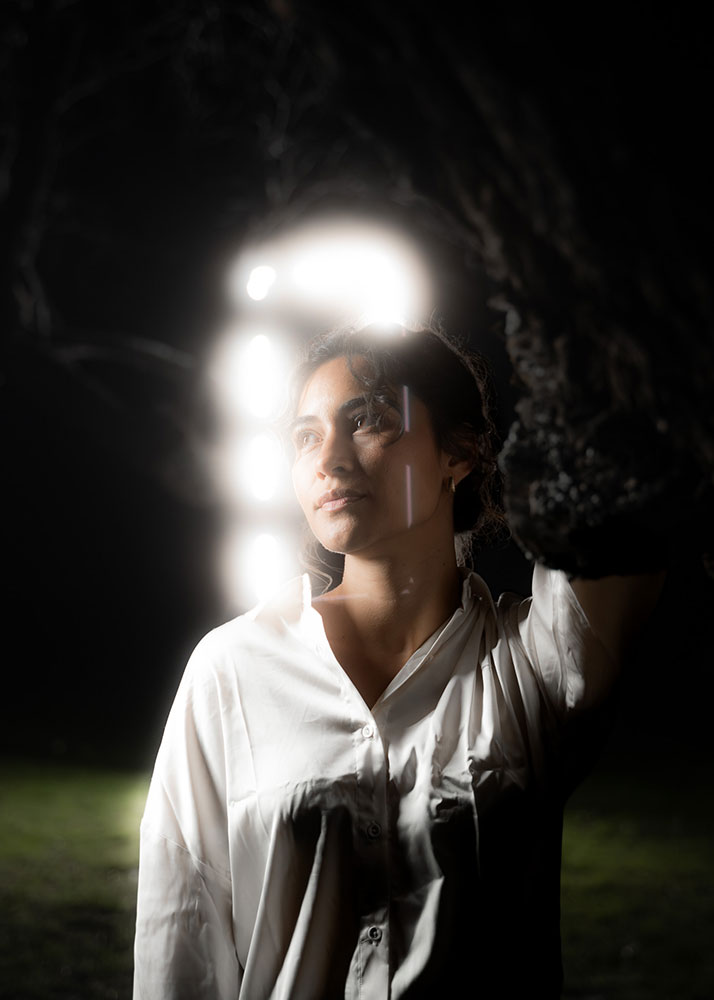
[353,407,399,436]
[294,430,318,450]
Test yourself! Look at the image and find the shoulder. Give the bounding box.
[154,580,311,777]
[188,575,311,673]
[490,564,620,714]
[494,563,594,637]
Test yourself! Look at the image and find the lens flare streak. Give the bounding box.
[405,463,413,528]
[402,385,411,432]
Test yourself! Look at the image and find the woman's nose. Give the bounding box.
[315,428,354,478]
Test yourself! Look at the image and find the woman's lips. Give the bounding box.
[316,489,366,511]
[321,496,363,511]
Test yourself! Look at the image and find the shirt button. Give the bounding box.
[366,821,382,839]
[367,925,382,943]
[361,724,375,739]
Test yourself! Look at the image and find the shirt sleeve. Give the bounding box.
[133,637,242,1000]
[498,563,619,718]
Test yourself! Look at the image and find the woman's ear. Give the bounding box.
[442,450,476,489]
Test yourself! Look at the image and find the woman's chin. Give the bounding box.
[316,527,371,558]
[318,534,355,557]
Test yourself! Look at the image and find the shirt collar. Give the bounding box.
[283,568,487,706]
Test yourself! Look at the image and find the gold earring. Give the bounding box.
[448,475,456,494]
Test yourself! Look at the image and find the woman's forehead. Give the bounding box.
[294,355,434,439]
[296,356,371,413]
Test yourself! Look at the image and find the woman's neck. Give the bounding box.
[316,542,463,662]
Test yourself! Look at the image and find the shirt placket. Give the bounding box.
[352,715,390,999]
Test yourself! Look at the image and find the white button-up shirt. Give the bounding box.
[133,565,615,999]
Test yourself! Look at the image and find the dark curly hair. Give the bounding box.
[289,321,506,592]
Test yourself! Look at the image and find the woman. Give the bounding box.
[133,322,663,998]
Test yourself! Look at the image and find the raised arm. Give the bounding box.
[569,571,666,665]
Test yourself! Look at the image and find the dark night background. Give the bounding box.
[3,0,713,789]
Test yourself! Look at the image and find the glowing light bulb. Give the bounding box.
[237,431,284,502]
[288,224,424,325]
[246,265,276,301]
[246,533,281,600]
[240,334,285,419]
[220,527,299,609]
[210,329,288,421]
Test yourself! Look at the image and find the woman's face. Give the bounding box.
[291,356,457,560]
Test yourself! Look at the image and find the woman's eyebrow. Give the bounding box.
[289,396,371,435]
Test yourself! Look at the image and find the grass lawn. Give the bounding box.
[0,759,148,1000]
[561,757,714,999]
[1,754,712,998]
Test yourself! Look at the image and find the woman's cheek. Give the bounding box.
[291,460,311,516]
